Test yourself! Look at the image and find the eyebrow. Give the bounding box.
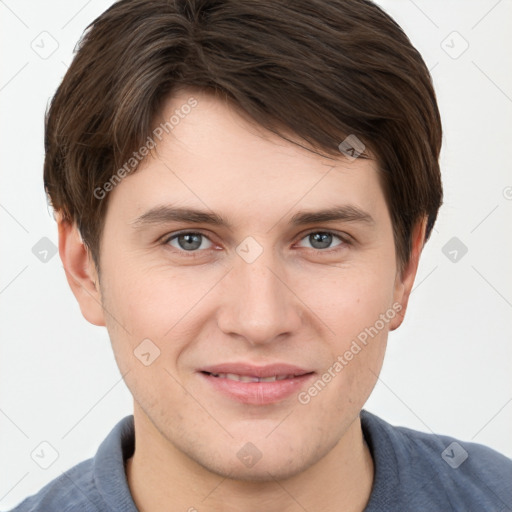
[131,206,227,228]
[131,204,375,230]
[290,205,374,226]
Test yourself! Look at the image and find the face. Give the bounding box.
[65,87,421,481]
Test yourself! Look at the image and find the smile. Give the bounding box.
[199,367,315,405]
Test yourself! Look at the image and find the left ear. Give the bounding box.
[389,217,427,331]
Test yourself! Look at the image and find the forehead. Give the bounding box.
[106,88,388,226]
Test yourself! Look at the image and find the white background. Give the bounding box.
[1,0,511,509]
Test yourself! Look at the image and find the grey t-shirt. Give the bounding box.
[6,410,512,511]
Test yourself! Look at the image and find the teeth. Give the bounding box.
[227,373,259,382]
[208,372,298,382]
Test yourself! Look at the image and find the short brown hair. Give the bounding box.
[44,0,442,274]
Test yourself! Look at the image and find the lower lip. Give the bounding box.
[198,372,316,405]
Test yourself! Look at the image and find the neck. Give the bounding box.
[125,407,374,512]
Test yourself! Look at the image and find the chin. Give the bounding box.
[187,434,328,484]
[201,456,312,483]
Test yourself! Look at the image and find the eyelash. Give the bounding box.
[161,230,352,258]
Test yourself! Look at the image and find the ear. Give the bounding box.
[389,217,427,331]
[57,213,106,326]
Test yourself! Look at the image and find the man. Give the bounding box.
[8,0,511,510]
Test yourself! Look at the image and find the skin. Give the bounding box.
[58,87,426,512]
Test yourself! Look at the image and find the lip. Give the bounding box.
[198,363,315,405]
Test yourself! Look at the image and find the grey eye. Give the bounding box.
[298,232,343,250]
[168,233,212,251]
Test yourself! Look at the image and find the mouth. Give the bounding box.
[202,371,308,382]
[197,363,315,405]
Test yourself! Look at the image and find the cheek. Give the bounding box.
[298,258,397,342]
[99,260,218,367]
[101,253,185,330]
[292,256,395,403]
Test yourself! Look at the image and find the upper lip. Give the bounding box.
[199,363,313,378]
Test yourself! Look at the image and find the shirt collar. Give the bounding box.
[94,415,138,511]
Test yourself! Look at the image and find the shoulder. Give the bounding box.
[361,409,512,511]
[5,415,136,512]
[6,458,103,512]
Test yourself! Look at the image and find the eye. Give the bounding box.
[165,232,213,252]
[297,231,348,250]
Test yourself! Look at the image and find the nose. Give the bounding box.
[216,247,303,346]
